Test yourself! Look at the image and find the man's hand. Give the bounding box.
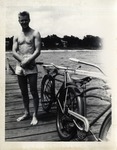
[20,58,35,69]
[20,58,30,68]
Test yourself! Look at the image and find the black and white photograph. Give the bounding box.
[1,0,117,149]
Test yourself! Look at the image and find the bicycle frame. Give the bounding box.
[42,63,94,132]
[38,58,111,141]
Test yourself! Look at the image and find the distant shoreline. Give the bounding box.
[6,49,101,54]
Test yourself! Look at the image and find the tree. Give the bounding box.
[6,36,13,51]
[83,35,102,49]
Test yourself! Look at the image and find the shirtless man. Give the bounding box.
[13,11,41,125]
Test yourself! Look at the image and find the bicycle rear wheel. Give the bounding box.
[56,86,83,141]
[99,112,111,141]
[41,75,55,112]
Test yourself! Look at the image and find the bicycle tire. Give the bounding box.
[41,75,55,112]
[75,90,109,141]
[56,85,84,141]
[99,112,111,141]
[81,88,111,141]
[80,86,108,117]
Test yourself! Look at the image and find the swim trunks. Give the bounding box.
[15,54,38,76]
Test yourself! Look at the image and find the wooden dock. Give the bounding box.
[5,68,110,141]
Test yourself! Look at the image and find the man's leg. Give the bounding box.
[28,74,39,125]
[17,75,30,121]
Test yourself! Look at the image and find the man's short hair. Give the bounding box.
[18,11,30,20]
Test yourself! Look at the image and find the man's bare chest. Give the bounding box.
[18,33,34,45]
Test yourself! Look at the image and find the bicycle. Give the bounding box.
[39,62,91,140]
[38,59,111,141]
[68,58,111,141]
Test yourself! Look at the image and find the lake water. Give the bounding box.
[39,50,102,64]
[6,49,102,61]
[6,50,104,74]
[35,50,103,73]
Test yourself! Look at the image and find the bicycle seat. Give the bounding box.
[71,76,92,85]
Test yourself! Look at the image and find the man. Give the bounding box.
[13,11,41,125]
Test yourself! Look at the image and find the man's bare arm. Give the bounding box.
[30,32,41,60]
[12,36,23,62]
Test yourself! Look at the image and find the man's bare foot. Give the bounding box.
[30,116,38,125]
[17,114,31,122]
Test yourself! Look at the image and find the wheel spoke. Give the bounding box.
[41,76,54,112]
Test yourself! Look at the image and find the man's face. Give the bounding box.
[19,15,30,29]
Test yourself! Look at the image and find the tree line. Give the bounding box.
[6,34,102,51]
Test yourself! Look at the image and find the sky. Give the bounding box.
[5,0,117,39]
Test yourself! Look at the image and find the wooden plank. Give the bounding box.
[6,131,60,141]
[5,101,56,112]
[5,68,111,141]
[5,122,57,139]
[5,119,56,130]
[5,107,56,118]
[5,110,56,123]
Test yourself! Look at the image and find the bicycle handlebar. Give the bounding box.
[36,60,107,81]
[68,109,89,132]
[69,58,105,75]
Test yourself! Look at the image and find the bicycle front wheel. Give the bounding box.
[99,112,111,141]
[41,75,55,112]
[56,86,83,141]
